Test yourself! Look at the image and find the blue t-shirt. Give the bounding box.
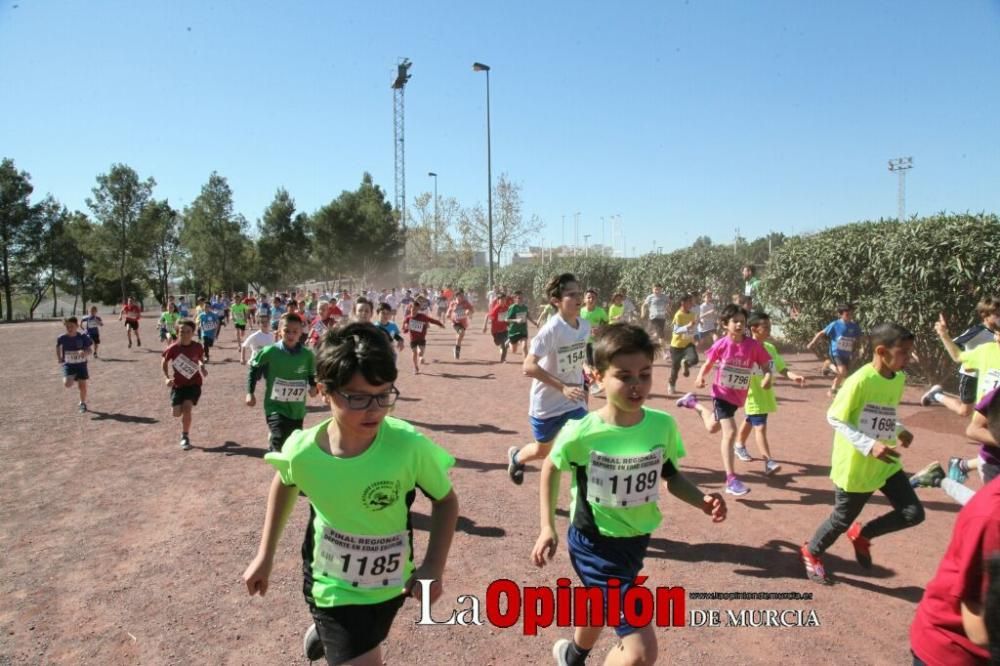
[178,303,190,317]
[81,315,102,332]
[198,311,221,339]
[58,332,92,366]
[377,321,402,341]
[823,319,863,358]
[258,302,272,317]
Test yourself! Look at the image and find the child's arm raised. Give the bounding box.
[243,473,300,596]
[934,313,963,364]
[404,489,458,605]
[532,456,562,566]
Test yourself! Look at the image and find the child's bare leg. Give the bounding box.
[515,440,552,466]
[719,417,737,475]
[604,626,657,666]
[78,379,88,403]
[693,401,720,433]
[181,402,193,432]
[752,423,773,460]
[737,418,752,447]
[63,376,74,389]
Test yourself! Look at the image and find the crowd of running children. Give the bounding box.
[54,276,1000,665]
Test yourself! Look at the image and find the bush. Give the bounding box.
[618,246,746,303]
[759,212,1000,382]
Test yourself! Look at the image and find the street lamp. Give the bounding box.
[584,234,591,257]
[472,62,494,290]
[427,172,438,256]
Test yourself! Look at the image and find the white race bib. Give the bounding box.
[720,364,752,390]
[64,350,87,364]
[557,341,587,375]
[454,308,466,320]
[498,312,509,322]
[316,527,406,588]
[201,320,217,332]
[409,320,425,333]
[516,312,528,323]
[271,378,307,402]
[981,369,1000,396]
[836,336,855,352]
[859,404,897,441]
[586,450,663,508]
[172,353,199,379]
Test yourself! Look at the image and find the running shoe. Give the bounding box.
[303,623,324,661]
[552,638,572,666]
[821,365,831,377]
[725,475,750,496]
[180,436,192,451]
[920,384,943,407]
[675,392,698,410]
[78,402,87,414]
[507,446,525,485]
[764,459,781,475]
[947,456,968,483]
[846,521,872,569]
[800,543,832,585]
[666,383,677,398]
[909,461,944,488]
[734,444,753,462]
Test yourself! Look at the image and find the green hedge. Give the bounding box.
[759,212,1000,382]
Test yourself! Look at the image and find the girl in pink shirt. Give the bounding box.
[676,304,772,496]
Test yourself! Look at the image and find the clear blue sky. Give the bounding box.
[2,0,998,257]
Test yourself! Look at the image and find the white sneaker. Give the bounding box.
[734,444,753,462]
[765,459,782,475]
[552,638,572,666]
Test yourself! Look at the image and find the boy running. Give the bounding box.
[733,311,806,475]
[666,293,698,397]
[676,304,773,496]
[402,301,444,373]
[641,284,670,344]
[231,295,250,345]
[507,273,591,486]
[580,289,609,394]
[532,323,726,666]
[242,323,458,665]
[241,314,275,365]
[505,291,535,358]
[483,289,513,363]
[197,302,222,362]
[800,323,925,584]
[161,319,207,450]
[808,303,863,397]
[246,313,318,452]
[119,297,142,348]
[81,306,103,358]
[376,303,405,355]
[57,317,93,413]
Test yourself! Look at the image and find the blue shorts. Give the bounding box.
[829,352,852,367]
[63,364,89,381]
[530,406,588,443]
[567,525,650,638]
[745,413,768,426]
[713,397,738,421]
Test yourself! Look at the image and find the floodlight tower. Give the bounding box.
[392,59,412,239]
[888,157,913,223]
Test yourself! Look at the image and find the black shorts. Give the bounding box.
[63,364,89,381]
[125,319,139,331]
[171,385,202,407]
[452,322,466,333]
[959,373,978,405]
[410,339,426,350]
[235,323,246,331]
[650,318,666,338]
[87,331,101,344]
[508,332,527,344]
[202,336,215,349]
[492,331,508,347]
[310,595,405,665]
[266,413,304,452]
[713,397,739,421]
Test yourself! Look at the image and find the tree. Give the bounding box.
[142,199,182,305]
[0,158,35,321]
[692,235,713,249]
[409,191,464,270]
[14,195,64,319]
[62,211,96,313]
[86,164,156,302]
[182,172,252,294]
[256,188,309,290]
[457,173,543,271]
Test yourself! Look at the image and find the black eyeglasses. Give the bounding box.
[333,386,400,410]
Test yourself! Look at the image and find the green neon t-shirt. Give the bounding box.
[828,364,905,493]
[580,306,609,343]
[266,416,455,607]
[608,303,625,322]
[959,342,1000,402]
[506,303,529,337]
[230,303,249,324]
[250,342,316,420]
[549,408,686,538]
[159,311,180,329]
[745,340,787,415]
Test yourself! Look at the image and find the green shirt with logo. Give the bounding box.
[580,306,609,343]
[266,416,454,607]
[230,303,249,325]
[506,303,530,338]
[248,342,316,420]
[549,408,686,538]
[745,340,786,415]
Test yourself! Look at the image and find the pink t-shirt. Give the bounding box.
[704,336,772,407]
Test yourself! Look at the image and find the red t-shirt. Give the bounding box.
[163,342,204,387]
[122,303,141,321]
[488,299,513,334]
[245,297,257,308]
[910,476,1000,665]
[449,298,473,323]
[403,313,442,342]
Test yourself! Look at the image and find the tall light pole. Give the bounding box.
[888,157,913,223]
[427,172,438,257]
[472,62,494,290]
[574,212,581,255]
[584,234,591,257]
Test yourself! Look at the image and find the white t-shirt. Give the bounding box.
[242,330,275,358]
[697,301,718,333]
[528,314,591,419]
[644,293,669,319]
